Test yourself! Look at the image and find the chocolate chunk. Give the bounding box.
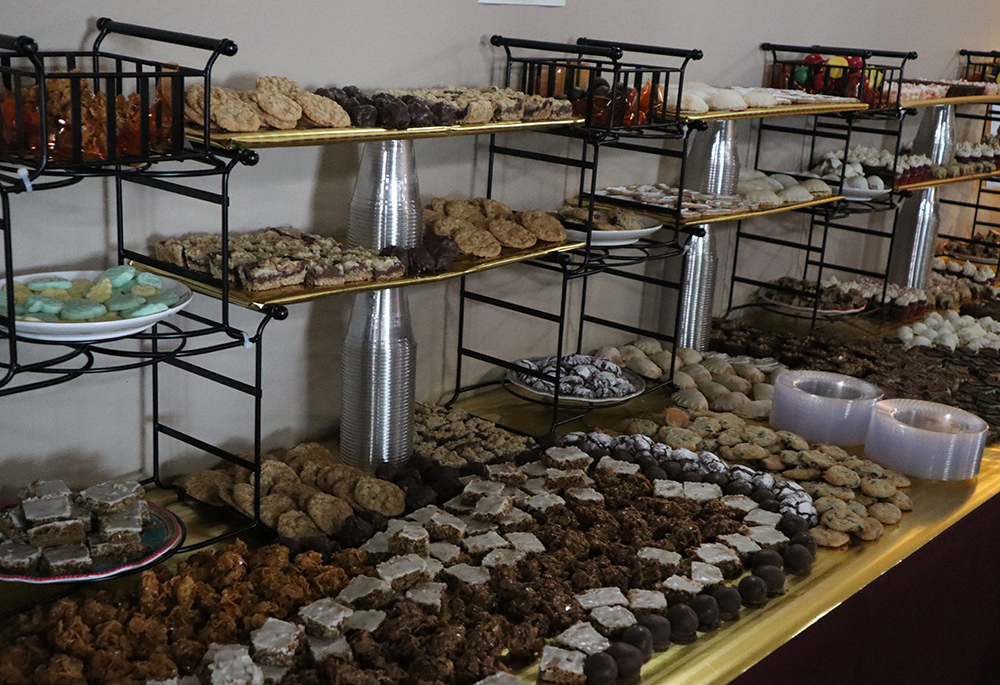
[405,485,438,512]
[789,531,817,557]
[779,513,810,537]
[753,564,786,596]
[783,544,814,576]
[337,515,375,548]
[689,594,720,632]
[637,614,671,651]
[407,99,435,128]
[724,481,753,497]
[585,651,619,685]
[430,101,459,126]
[738,574,769,608]
[711,585,742,621]
[749,549,783,569]
[606,642,643,685]
[619,624,653,661]
[665,604,698,644]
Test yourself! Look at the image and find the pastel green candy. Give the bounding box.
[145,291,179,307]
[60,298,108,321]
[105,292,146,312]
[123,302,168,318]
[26,295,65,314]
[99,265,137,288]
[136,272,163,288]
[116,277,137,293]
[22,312,59,322]
[26,276,73,291]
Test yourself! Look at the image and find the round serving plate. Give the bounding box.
[505,356,646,407]
[1,270,193,343]
[940,247,999,265]
[757,290,867,317]
[842,186,891,202]
[0,500,184,584]
[564,215,664,247]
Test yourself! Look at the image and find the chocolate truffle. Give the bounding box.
[724,480,754,497]
[749,549,784,570]
[348,103,377,128]
[759,498,782,513]
[790,531,818,557]
[689,594,721,632]
[637,614,671,652]
[337,515,374,548]
[783,544,814,575]
[711,585,742,621]
[662,461,684,479]
[779,513,810,538]
[750,487,773,503]
[407,99,435,128]
[431,101,459,126]
[405,485,437,512]
[620,625,654,661]
[738,574,769,608]
[606,642,644,685]
[585,652,619,685]
[665,604,699,645]
[753,564,786,596]
[644,466,668,482]
[704,472,728,487]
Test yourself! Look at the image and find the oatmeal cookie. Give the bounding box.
[487,218,537,249]
[259,494,297,529]
[476,197,514,220]
[317,463,365,494]
[270,481,322,508]
[232,482,256,518]
[306,493,354,535]
[452,225,502,258]
[181,470,233,507]
[290,90,351,128]
[444,200,485,223]
[256,460,298,497]
[298,461,324,488]
[809,526,850,548]
[256,75,301,95]
[254,89,302,123]
[517,210,567,242]
[277,510,324,539]
[354,477,406,517]
[186,84,261,132]
[428,216,475,238]
[233,90,297,130]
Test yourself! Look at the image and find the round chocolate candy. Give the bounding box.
[783,544,814,576]
[749,549,784,570]
[753,564,786,596]
[779,513,810,537]
[620,624,654,661]
[666,604,699,645]
[644,466,668,481]
[342,85,363,99]
[689,594,721,631]
[636,454,658,471]
[724,480,754,497]
[790,531,818,557]
[585,652,619,685]
[711,585,742,621]
[704,472,729,487]
[738,574,769,608]
[376,99,410,129]
[663,462,684,479]
[606,642,643,685]
[759,498,782,513]
[750,486,774,503]
[348,103,377,128]
[407,99,435,128]
[637,614,672,651]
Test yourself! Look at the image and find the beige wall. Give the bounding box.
[2,1,999,495]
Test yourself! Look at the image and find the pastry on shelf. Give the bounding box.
[424,197,566,258]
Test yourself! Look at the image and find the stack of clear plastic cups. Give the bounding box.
[770,370,882,447]
[340,139,421,472]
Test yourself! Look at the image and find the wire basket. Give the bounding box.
[959,49,1000,84]
[0,18,237,185]
[761,43,916,113]
[491,35,702,138]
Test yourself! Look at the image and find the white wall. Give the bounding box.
[2,0,998,495]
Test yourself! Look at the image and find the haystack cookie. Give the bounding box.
[452,225,502,258]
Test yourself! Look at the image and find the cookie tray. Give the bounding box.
[131,240,584,310]
[682,100,868,122]
[453,386,1000,685]
[895,169,1000,192]
[185,117,585,149]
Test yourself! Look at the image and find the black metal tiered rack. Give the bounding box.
[0,19,288,570]
[449,36,705,429]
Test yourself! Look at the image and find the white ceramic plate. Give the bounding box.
[1,270,193,342]
[757,290,867,316]
[564,215,665,247]
[506,356,646,407]
[842,186,891,202]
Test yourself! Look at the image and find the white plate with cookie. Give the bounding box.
[564,214,664,247]
[1,270,193,343]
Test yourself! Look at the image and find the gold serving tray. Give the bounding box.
[455,385,1000,684]
[896,169,1000,192]
[902,94,1000,108]
[683,101,868,122]
[185,118,585,149]
[581,194,844,229]
[132,240,583,310]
